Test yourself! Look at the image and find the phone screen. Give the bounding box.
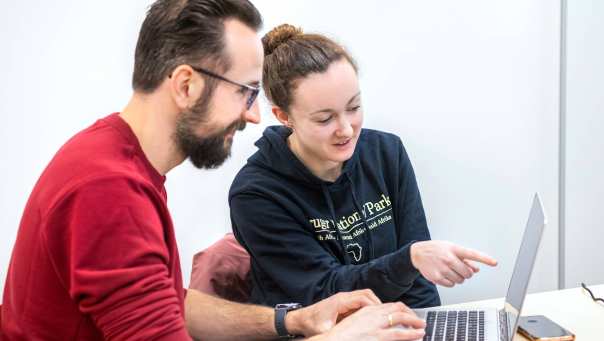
[518,315,574,340]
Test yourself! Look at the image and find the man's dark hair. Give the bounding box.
[132,0,262,93]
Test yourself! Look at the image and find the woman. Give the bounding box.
[229,24,496,308]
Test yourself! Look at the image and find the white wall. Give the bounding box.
[0,0,151,299]
[1,1,562,305]
[564,1,604,288]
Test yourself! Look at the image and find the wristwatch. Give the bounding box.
[274,302,303,339]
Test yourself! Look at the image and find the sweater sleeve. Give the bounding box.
[230,192,420,306]
[394,140,441,307]
[43,176,192,341]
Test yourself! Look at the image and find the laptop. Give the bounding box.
[415,193,547,341]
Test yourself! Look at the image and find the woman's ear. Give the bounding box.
[272,106,292,128]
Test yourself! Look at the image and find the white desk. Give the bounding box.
[442,284,604,340]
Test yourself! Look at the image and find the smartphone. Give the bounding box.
[517,315,575,341]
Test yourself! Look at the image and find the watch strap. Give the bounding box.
[275,305,290,338]
[274,303,302,338]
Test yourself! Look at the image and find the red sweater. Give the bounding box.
[2,113,192,340]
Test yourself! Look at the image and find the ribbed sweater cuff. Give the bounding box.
[385,242,420,287]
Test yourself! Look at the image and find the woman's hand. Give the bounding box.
[410,240,498,287]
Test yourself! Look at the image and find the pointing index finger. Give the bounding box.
[456,247,498,266]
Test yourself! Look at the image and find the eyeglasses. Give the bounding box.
[190,66,260,110]
[581,282,604,304]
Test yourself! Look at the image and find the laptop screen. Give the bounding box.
[503,193,547,339]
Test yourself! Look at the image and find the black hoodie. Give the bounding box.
[229,126,440,308]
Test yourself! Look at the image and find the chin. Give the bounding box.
[331,139,357,160]
[328,149,355,163]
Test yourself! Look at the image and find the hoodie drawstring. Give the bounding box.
[347,173,376,260]
[320,184,352,265]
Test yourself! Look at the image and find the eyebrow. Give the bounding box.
[308,92,361,115]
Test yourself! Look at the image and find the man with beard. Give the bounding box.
[1,1,426,340]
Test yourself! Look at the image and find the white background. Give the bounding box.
[564,0,604,289]
[0,0,599,305]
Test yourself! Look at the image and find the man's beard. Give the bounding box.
[175,95,246,169]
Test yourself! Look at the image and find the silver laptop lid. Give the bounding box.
[502,193,547,340]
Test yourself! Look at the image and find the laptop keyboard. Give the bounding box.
[423,310,485,341]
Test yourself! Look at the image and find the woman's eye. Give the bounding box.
[348,105,361,112]
[318,116,332,123]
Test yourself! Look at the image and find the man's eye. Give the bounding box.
[318,116,332,123]
[237,87,248,95]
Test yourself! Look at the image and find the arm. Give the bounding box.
[184,289,274,340]
[230,193,420,305]
[50,177,390,340]
[44,177,190,340]
[184,288,382,340]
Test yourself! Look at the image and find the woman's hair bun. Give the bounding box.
[262,24,303,55]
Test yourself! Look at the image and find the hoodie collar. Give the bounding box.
[250,125,359,188]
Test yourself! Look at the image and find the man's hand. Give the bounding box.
[321,302,426,341]
[410,240,498,287]
[286,289,381,336]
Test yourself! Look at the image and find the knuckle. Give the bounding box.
[381,302,394,309]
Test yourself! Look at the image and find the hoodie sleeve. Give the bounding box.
[230,192,421,306]
[394,140,441,307]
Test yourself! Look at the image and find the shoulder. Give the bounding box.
[229,162,284,198]
[358,129,404,152]
[355,128,407,163]
[359,128,401,143]
[40,121,163,213]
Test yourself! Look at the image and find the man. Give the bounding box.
[1,0,425,340]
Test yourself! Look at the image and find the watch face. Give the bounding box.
[276,303,302,310]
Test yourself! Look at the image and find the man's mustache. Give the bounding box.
[227,119,246,133]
